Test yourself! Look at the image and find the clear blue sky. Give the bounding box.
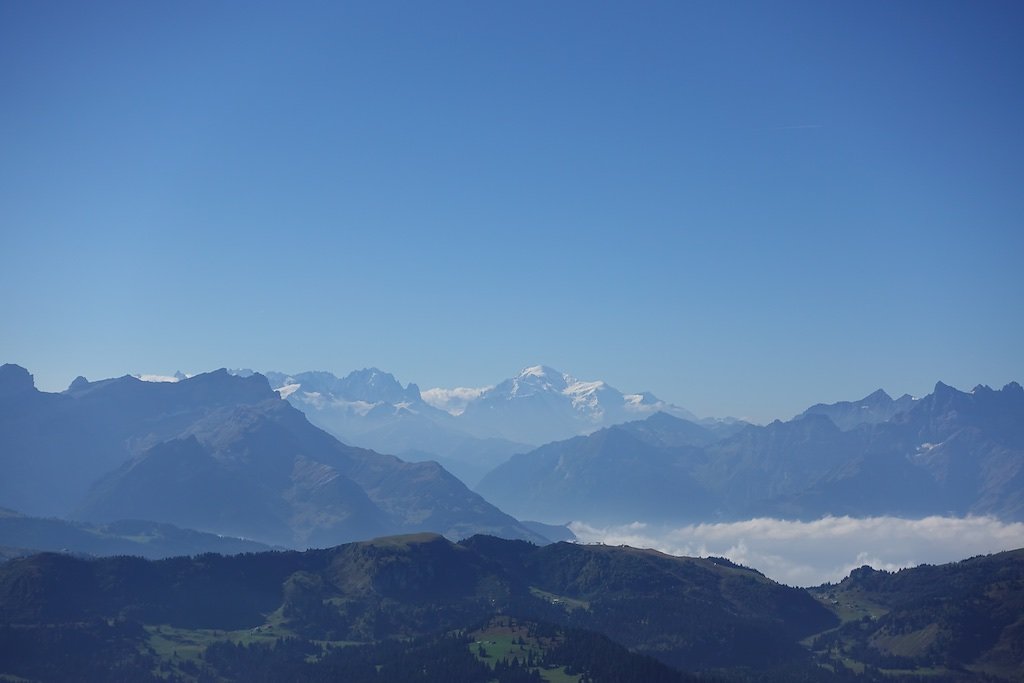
[2,1,1022,422]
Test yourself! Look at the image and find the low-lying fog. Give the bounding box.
[568,515,1024,587]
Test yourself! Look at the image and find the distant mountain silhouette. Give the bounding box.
[452,365,700,445]
[256,368,532,486]
[0,364,545,548]
[477,414,714,523]
[252,365,704,485]
[797,388,916,430]
[478,382,1024,523]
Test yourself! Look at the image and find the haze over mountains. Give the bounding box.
[3,360,1023,577]
[478,380,1024,525]
[798,389,918,430]
[0,364,543,549]
[244,364,705,485]
[3,359,1024,680]
[0,507,274,560]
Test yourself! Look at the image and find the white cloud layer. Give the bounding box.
[420,386,491,415]
[568,516,1024,587]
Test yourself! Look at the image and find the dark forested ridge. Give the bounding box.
[809,548,1024,682]
[1,534,1021,682]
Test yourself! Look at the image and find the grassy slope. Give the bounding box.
[470,616,582,683]
[805,550,1024,681]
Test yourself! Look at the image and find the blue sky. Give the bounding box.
[2,1,1022,422]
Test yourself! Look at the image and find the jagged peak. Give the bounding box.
[338,367,421,402]
[862,388,892,403]
[645,410,688,425]
[343,367,412,390]
[0,363,36,397]
[345,366,395,381]
[175,368,275,393]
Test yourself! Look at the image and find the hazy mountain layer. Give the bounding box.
[477,382,1024,524]
[254,368,531,485]
[0,364,544,548]
[797,388,917,430]
[447,364,700,445]
[0,507,273,559]
[249,365,701,484]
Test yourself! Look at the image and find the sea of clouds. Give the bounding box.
[568,515,1024,587]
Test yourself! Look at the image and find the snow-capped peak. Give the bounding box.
[508,365,573,395]
[262,364,699,447]
[513,367,612,404]
[518,365,561,379]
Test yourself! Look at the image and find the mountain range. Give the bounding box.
[3,359,1022,548]
[3,361,1024,680]
[244,365,703,485]
[477,381,1024,524]
[0,364,544,548]
[250,368,530,486]
[798,388,918,430]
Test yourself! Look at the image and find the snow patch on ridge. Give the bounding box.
[520,365,552,379]
[276,383,301,399]
[135,374,180,383]
[134,371,192,383]
[563,380,606,416]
